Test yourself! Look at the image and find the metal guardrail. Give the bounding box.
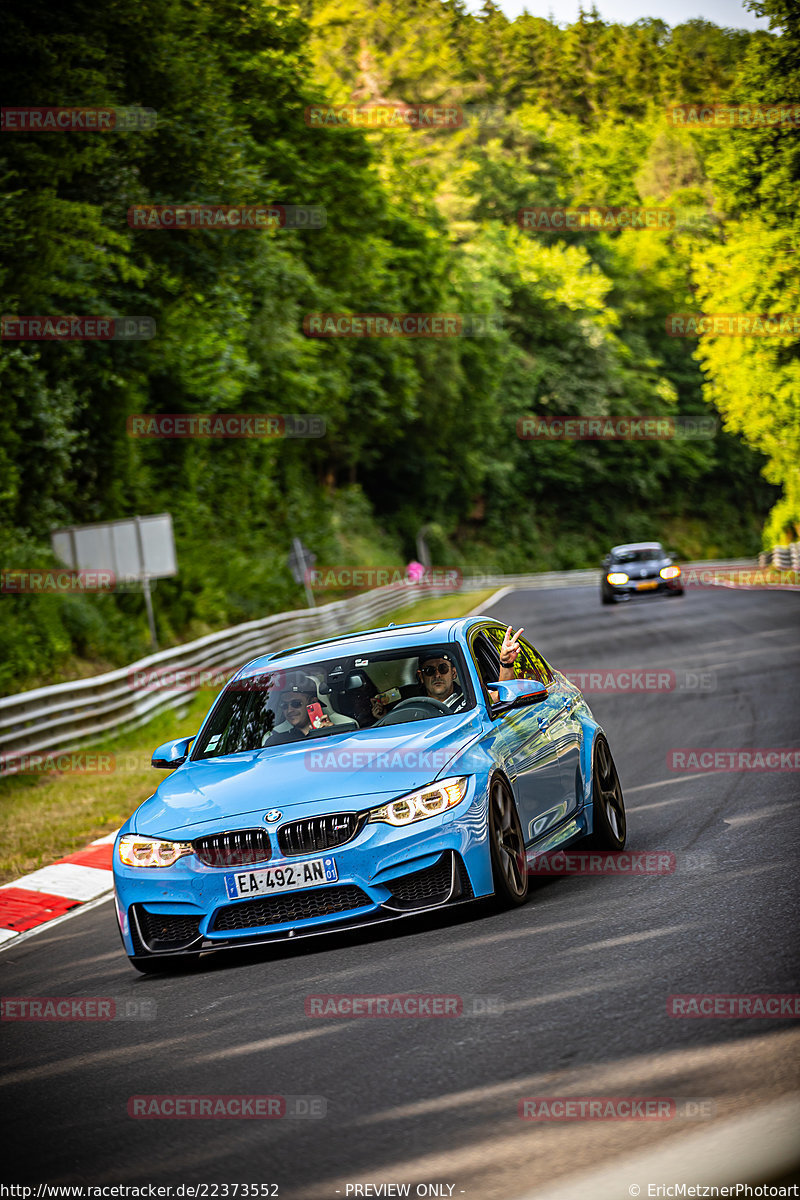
[0,560,756,768]
[759,541,800,571]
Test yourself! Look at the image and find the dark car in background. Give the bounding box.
[601,542,684,604]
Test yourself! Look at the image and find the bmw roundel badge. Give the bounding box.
[265,810,282,823]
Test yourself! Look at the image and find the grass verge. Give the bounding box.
[0,586,500,884]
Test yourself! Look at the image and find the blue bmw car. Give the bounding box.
[114,617,626,972]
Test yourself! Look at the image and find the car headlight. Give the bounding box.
[367,776,469,827]
[660,566,681,579]
[118,834,194,868]
[607,572,629,585]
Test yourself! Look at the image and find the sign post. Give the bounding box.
[288,538,316,608]
[51,513,177,652]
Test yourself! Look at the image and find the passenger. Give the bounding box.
[264,674,333,744]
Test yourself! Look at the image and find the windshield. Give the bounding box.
[191,643,475,759]
[612,547,663,564]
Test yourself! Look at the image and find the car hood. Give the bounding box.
[132,711,483,837]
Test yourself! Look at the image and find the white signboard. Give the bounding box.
[51,514,177,581]
[51,514,176,650]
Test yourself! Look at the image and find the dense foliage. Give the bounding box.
[0,0,795,694]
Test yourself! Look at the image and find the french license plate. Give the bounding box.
[637,580,659,591]
[224,857,338,900]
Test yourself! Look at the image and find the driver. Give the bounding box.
[415,650,469,712]
[371,628,524,719]
[370,649,463,719]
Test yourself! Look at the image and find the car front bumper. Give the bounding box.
[605,577,683,598]
[113,778,494,958]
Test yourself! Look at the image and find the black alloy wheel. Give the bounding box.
[489,776,529,906]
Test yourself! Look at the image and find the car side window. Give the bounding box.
[470,632,502,698]
[517,638,552,684]
[485,627,552,683]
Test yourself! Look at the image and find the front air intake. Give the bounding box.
[193,829,272,868]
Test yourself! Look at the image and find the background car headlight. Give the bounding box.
[660,565,681,579]
[367,776,469,827]
[118,834,194,868]
[607,572,629,585]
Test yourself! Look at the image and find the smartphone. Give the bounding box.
[375,687,401,706]
[306,702,326,729]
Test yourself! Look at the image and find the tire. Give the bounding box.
[601,590,616,605]
[488,775,529,906]
[587,737,626,850]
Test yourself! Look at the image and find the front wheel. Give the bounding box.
[488,776,529,906]
[587,738,626,850]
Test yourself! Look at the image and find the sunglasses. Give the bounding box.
[421,662,452,677]
[281,698,308,710]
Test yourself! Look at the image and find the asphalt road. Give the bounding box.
[2,584,799,1195]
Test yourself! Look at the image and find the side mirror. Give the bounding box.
[151,735,195,769]
[489,677,548,716]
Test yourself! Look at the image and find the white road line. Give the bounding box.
[466,586,515,615]
[725,802,797,826]
[625,773,714,794]
[689,626,799,652]
[627,795,695,813]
